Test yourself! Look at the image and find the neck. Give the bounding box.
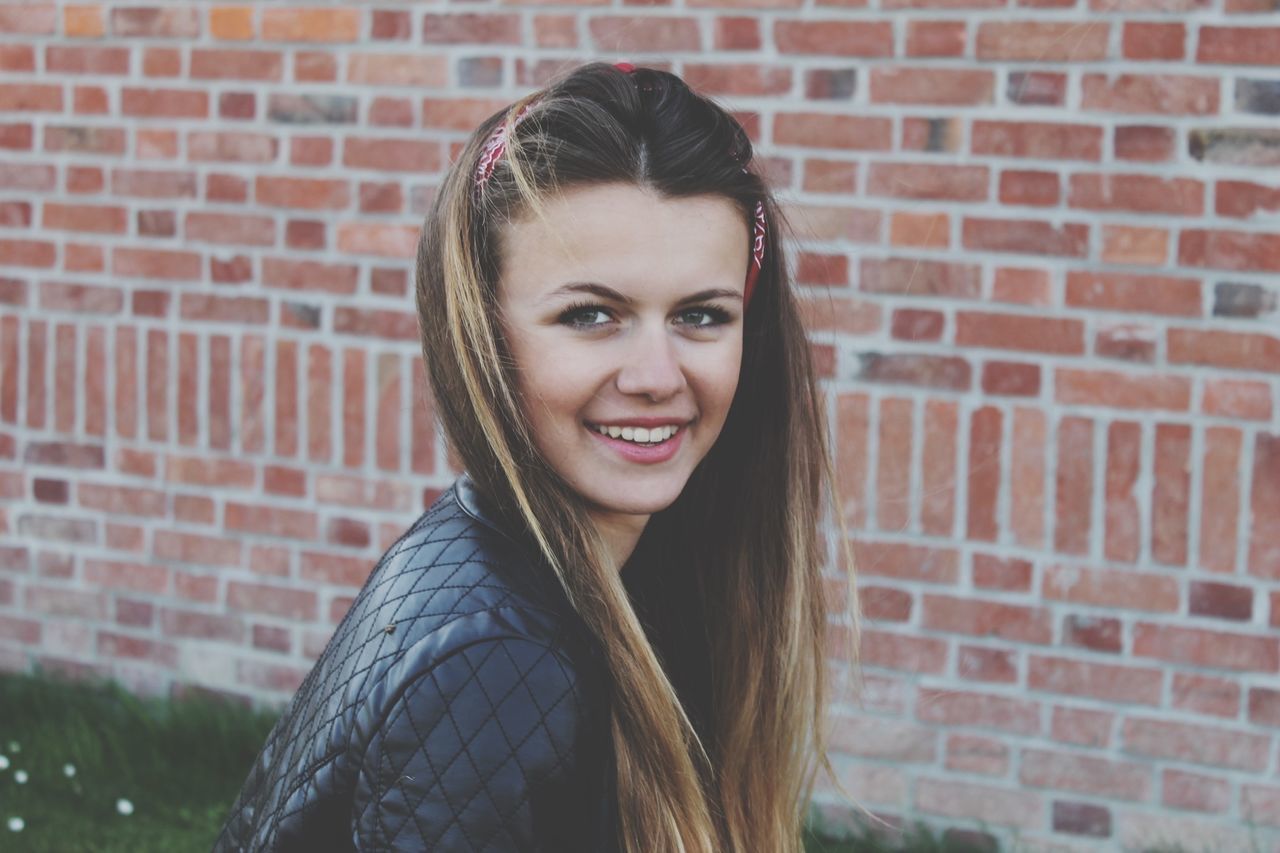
[588,510,650,573]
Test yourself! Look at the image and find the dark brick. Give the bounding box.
[1064,615,1122,653]
[805,69,856,100]
[1214,282,1278,319]
[1237,79,1280,116]
[218,92,255,120]
[1007,71,1066,106]
[282,301,320,330]
[1189,581,1253,621]
[32,478,68,503]
[1053,801,1112,838]
[457,57,503,88]
[25,441,105,468]
[268,94,357,125]
[856,353,971,391]
[1190,128,1280,167]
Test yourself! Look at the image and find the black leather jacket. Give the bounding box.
[214,474,618,851]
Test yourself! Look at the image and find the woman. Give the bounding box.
[216,62,857,852]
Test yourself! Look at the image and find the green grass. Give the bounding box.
[0,670,277,852]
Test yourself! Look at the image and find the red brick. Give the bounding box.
[975,124,1103,166]
[78,483,166,517]
[1029,656,1163,705]
[46,45,129,75]
[962,218,1089,257]
[776,20,892,56]
[225,502,317,541]
[977,22,1109,61]
[1123,717,1270,772]
[868,163,987,201]
[1180,229,1280,274]
[889,212,949,249]
[1043,564,1179,612]
[871,68,994,105]
[860,258,980,299]
[84,559,168,594]
[829,712,936,763]
[587,16,699,51]
[1169,328,1280,374]
[1115,125,1176,162]
[1082,74,1219,115]
[860,628,948,675]
[1124,22,1185,61]
[1198,27,1280,66]
[113,247,202,281]
[1021,750,1151,801]
[1198,427,1243,574]
[918,688,1040,735]
[342,138,441,173]
[1069,173,1204,216]
[261,8,358,42]
[775,114,891,151]
[956,311,1085,355]
[227,581,317,620]
[1153,424,1192,566]
[1064,615,1122,654]
[190,48,283,82]
[1051,705,1113,748]
[1105,421,1141,563]
[922,595,1051,644]
[300,551,373,588]
[1173,673,1242,718]
[998,170,1058,207]
[43,203,127,235]
[1162,770,1230,814]
[945,734,1008,775]
[189,131,278,163]
[957,645,1017,684]
[972,554,1032,591]
[1055,368,1191,412]
[907,20,966,57]
[1133,623,1278,672]
[890,308,944,342]
[853,540,959,585]
[1053,801,1112,838]
[1065,272,1201,318]
[713,16,759,50]
[916,778,1041,831]
[1250,433,1280,579]
[1105,223,1168,264]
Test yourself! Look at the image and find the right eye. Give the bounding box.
[558,303,615,329]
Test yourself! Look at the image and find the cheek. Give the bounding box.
[694,342,743,421]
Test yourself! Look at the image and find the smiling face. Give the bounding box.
[497,183,747,541]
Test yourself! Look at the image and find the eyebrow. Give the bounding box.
[539,282,743,306]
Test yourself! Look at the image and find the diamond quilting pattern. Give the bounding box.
[353,635,582,850]
[213,477,603,852]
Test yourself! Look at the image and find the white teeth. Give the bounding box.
[590,424,681,444]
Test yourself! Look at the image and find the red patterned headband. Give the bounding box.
[474,63,766,309]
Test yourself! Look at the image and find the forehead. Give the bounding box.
[497,183,750,303]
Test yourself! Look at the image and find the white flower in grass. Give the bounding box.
[0,754,8,770]
[116,798,134,816]
[63,763,76,778]
[6,741,18,753]
[7,817,23,832]
[13,770,26,784]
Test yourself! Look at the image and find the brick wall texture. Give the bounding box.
[0,1,1278,849]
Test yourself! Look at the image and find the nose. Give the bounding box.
[614,324,686,402]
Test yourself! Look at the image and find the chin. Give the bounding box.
[583,481,685,516]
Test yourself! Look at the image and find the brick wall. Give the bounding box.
[1,2,1277,849]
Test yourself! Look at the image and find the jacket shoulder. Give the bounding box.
[214,481,604,851]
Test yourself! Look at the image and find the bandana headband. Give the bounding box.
[474,64,766,310]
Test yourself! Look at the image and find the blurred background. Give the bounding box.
[0,1,1277,850]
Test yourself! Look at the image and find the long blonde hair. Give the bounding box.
[415,62,859,852]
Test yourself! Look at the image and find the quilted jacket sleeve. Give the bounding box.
[351,632,588,851]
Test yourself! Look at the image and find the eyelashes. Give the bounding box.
[556,301,733,330]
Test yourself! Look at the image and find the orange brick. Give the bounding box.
[64,4,104,38]
[211,6,254,40]
[262,7,360,42]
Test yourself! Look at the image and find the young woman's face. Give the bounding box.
[498,183,747,524]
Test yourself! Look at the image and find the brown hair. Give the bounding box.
[415,62,858,852]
